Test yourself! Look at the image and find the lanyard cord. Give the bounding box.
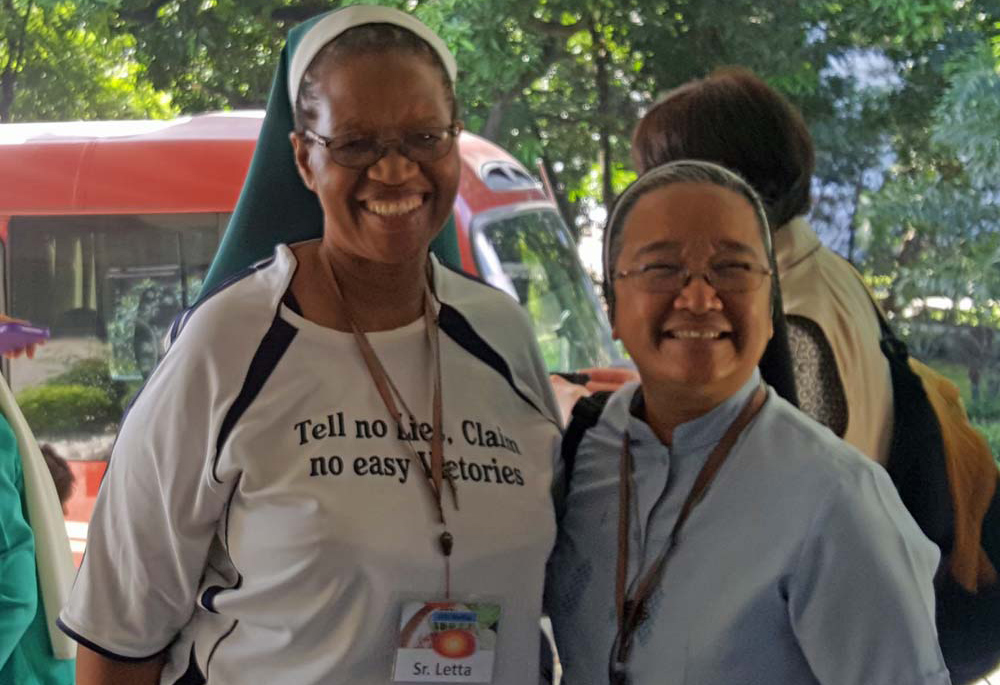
[610,384,767,683]
[325,265,458,597]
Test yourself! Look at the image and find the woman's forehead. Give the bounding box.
[310,52,452,129]
[628,237,761,260]
[621,182,767,255]
[312,48,444,91]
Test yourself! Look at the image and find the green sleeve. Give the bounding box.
[0,415,37,670]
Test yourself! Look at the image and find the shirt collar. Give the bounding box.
[773,216,822,273]
[627,368,763,457]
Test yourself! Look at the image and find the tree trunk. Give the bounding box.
[481,93,514,142]
[884,231,923,317]
[846,174,865,263]
[593,27,614,214]
[0,0,34,122]
[0,72,14,123]
[538,152,578,239]
[481,37,561,142]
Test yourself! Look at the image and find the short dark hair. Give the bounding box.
[40,443,75,507]
[631,67,814,230]
[294,23,457,133]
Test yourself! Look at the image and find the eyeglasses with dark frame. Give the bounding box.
[301,123,462,169]
[614,261,773,294]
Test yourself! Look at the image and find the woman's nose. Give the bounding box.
[366,147,421,185]
[673,274,723,313]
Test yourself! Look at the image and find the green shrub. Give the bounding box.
[971,422,1000,464]
[967,397,1000,423]
[45,357,141,416]
[16,384,120,437]
[46,357,128,401]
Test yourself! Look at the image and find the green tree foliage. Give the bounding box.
[118,0,287,111]
[0,0,174,122]
[854,7,1000,402]
[933,45,1000,188]
[859,169,1000,320]
[421,0,971,237]
[858,10,1000,327]
[4,0,997,320]
[4,0,985,230]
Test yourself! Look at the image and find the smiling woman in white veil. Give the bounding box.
[57,7,561,684]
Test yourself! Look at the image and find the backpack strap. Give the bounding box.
[561,390,613,494]
[845,271,955,554]
[864,288,902,347]
[759,277,800,407]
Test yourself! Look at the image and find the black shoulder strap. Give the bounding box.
[759,272,799,407]
[865,288,901,345]
[561,390,612,493]
[848,268,955,555]
[858,276,913,363]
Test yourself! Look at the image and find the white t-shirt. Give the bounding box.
[59,244,561,684]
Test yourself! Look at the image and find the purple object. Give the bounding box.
[0,322,50,354]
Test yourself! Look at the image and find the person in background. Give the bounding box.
[38,446,74,516]
[545,160,948,684]
[1,316,75,685]
[58,7,561,684]
[631,66,892,463]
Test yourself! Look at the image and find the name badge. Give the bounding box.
[393,600,501,682]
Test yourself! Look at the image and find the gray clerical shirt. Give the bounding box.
[545,369,950,685]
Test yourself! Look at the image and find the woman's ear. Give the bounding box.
[289,131,316,192]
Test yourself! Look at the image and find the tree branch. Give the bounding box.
[481,37,562,141]
[118,0,173,24]
[271,3,337,23]
[524,110,589,126]
[524,15,584,38]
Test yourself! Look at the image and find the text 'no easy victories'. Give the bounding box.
[295,411,527,488]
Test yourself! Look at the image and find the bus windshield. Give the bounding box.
[472,207,618,371]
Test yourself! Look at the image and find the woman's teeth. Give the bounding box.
[364,196,423,216]
[670,330,722,339]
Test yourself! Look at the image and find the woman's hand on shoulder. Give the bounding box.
[549,374,593,427]
[550,366,639,425]
[577,366,639,393]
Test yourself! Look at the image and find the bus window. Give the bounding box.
[472,208,617,371]
[8,212,225,460]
